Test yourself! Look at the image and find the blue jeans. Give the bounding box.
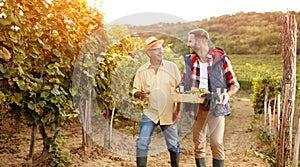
[136,114,181,157]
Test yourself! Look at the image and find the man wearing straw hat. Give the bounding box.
[181,28,240,167]
[132,36,182,167]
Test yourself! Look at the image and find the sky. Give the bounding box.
[88,0,300,25]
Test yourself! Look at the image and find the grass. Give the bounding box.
[229,54,300,93]
[230,54,282,82]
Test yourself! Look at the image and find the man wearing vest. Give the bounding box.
[181,28,240,167]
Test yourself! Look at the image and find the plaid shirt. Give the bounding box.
[181,47,239,117]
[189,54,201,89]
[182,47,239,91]
[222,55,240,88]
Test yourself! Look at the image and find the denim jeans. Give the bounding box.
[136,114,181,157]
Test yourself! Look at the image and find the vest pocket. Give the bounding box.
[212,103,230,116]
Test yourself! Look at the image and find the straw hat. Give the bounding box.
[143,36,164,53]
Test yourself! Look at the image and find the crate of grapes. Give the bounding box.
[171,88,206,103]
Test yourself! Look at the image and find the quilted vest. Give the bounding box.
[183,48,231,116]
[210,54,231,116]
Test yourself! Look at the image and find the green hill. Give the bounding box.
[127,11,300,55]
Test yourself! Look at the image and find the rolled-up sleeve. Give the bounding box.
[132,71,142,96]
[224,57,240,88]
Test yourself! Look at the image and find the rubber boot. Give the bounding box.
[136,156,147,167]
[195,157,206,167]
[212,158,224,167]
[170,153,180,167]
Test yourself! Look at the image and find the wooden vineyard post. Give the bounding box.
[292,116,300,167]
[277,93,281,136]
[272,98,276,133]
[264,87,269,126]
[276,14,297,167]
[268,99,272,132]
[80,85,93,154]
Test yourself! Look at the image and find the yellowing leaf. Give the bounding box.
[0,91,6,103]
[11,92,23,106]
[0,46,11,62]
[0,18,12,26]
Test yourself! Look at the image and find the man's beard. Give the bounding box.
[189,48,196,54]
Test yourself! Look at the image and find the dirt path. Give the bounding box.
[68,98,267,167]
[0,98,268,167]
[223,98,267,167]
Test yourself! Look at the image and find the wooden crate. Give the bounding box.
[172,93,205,103]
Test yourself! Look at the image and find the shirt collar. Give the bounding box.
[145,60,165,68]
[191,53,211,63]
